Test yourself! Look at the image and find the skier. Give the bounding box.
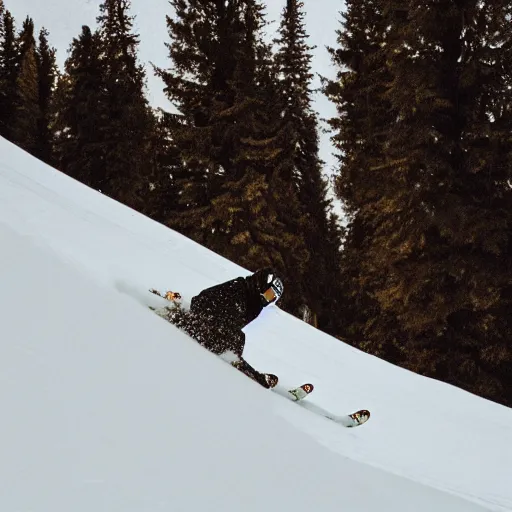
[178,268,284,389]
[151,272,372,427]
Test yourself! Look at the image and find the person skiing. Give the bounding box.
[176,268,284,389]
[151,272,372,427]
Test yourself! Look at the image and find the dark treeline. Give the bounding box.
[324,0,512,407]
[1,0,510,407]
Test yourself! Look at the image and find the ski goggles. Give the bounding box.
[261,277,284,304]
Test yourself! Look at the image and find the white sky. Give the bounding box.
[9,0,343,180]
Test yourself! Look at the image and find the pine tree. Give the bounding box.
[54,25,107,186]
[380,0,512,405]
[327,0,512,406]
[324,0,400,348]
[95,0,155,208]
[274,0,342,327]
[156,0,307,291]
[1,13,57,161]
[35,27,57,165]
[0,8,18,141]
[138,115,183,223]
[13,16,40,153]
[219,0,311,297]
[56,1,155,211]
[155,0,249,248]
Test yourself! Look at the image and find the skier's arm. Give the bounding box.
[232,358,277,389]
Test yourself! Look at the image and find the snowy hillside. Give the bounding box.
[0,136,511,512]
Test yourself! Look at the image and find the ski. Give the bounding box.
[299,399,370,428]
[272,383,314,402]
[346,409,371,427]
[323,408,371,428]
[286,383,314,401]
[273,381,370,427]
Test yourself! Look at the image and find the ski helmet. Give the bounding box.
[253,268,284,306]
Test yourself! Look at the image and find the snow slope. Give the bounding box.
[0,136,511,512]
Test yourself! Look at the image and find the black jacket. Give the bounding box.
[182,271,272,387]
[188,274,264,355]
[191,276,263,330]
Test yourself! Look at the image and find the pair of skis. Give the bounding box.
[275,383,370,428]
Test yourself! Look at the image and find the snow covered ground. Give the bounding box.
[0,136,511,512]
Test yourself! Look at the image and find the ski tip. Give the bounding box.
[351,409,370,425]
[301,383,314,394]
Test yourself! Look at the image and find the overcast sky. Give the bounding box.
[9,0,344,182]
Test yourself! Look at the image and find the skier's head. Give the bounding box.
[252,268,284,306]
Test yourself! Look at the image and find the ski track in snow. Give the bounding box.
[1,136,512,511]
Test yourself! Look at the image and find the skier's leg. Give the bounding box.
[231,357,278,389]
